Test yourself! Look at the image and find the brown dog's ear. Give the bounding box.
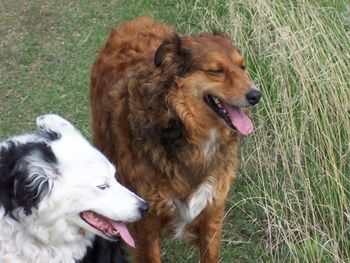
[154,33,191,75]
[212,30,230,41]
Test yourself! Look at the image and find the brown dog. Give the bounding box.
[90,16,261,263]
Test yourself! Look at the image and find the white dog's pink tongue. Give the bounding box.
[221,102,254,136]
[110,221,135,248]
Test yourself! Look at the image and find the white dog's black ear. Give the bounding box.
[15,171,52,216]
[0,141,56,216]
[36,114,77,140]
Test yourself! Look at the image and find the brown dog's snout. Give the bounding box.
[138,201,149,217]
[246,88,262,106]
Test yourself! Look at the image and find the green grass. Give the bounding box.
[1,0,349,262]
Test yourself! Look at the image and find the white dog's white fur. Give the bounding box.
[0,114,147,263]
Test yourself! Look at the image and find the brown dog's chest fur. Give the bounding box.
[108,76,239,237]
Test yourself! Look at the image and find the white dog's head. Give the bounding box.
[0,114,148,248]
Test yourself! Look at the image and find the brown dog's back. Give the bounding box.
[91,17,172,157]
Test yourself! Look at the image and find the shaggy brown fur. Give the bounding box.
[90,16,260,263]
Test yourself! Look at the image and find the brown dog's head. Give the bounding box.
[154,33,261,138]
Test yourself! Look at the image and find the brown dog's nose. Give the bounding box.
[139,201,149,217]
[246,89,262,106]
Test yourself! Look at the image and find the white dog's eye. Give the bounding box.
[97,184,110,190]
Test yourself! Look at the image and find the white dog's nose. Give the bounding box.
[138,201,149,217]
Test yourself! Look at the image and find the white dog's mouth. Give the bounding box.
[80,211,135,247]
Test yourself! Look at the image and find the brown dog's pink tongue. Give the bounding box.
[110,221,135,248]
[221,102,254,136]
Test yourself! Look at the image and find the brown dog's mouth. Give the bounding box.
[204,95,254,136]
[80,211,135,247]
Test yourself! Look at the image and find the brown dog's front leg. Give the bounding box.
[198,204,225,263]
[132,216,162,263]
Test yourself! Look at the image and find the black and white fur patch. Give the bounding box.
[0,136,57,217]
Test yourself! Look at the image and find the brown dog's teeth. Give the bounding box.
[213,97,223,109]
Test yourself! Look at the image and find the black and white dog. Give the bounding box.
[0,114,148,262]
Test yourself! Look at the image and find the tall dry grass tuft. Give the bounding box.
[208,0,350,261]
[181,0,350,261]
